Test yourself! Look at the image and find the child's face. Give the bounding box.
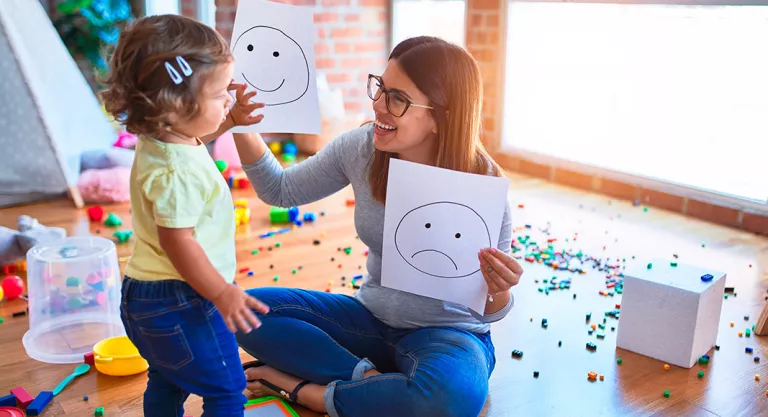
[184,62,235,137]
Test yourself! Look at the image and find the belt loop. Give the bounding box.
[176,281,188,304]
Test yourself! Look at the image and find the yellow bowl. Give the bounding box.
[92,336,149,376]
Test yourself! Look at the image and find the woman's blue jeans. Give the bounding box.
[235,287,496,417]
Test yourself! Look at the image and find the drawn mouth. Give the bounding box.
[242,73,285,92]
[411,249,458,270]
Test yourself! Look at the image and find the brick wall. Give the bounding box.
[181,0,196,17]
[214,0,389,114]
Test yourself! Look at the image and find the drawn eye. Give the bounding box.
[247,44,254,52]
[273,51,280,57]
[425,223,431,228]
[455,233,461,239]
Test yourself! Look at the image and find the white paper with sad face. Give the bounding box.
[229,0,321,134]
[382,159,510,314]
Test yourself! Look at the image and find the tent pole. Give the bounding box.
[68,186,84,209]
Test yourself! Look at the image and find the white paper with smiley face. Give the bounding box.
[229,0,321,134]
[381,159,510,314]
[395,202,491,278]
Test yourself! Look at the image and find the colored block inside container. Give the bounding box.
[26,391,53,416]
[244,396,298,417]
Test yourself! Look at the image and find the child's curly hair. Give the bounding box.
[101,15,233,138]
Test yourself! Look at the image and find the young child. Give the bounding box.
[101,15,268,416]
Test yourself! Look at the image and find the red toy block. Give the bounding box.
[2,264,16,275]
[10,387,33,408]
[87,206,105,222]
[84,351,95,365]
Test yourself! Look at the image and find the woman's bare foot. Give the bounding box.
[244,365,283,398]
[243,364,327,413]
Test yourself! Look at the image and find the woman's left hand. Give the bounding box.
[478,248,523,296]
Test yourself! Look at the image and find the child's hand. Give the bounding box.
[228,82,265,127]
[211,284,270,333]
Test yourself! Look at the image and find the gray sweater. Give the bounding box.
[243,124,514,333]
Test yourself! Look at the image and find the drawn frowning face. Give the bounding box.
[232,26,310,106]
[394,202,491,278]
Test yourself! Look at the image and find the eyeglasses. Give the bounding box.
[367,74,433,117]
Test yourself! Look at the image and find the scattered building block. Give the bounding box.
[95,406,105,416]
[0,393,16,406]
[617,260,726,368]
[10,387,33,408]
[26,391,53,416]
[84,351,94,365]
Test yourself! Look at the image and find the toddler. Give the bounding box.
[101,14,268,417]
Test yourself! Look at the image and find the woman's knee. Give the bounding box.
[419,377,487,417]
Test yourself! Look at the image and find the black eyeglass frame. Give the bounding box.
[367,74,434,117]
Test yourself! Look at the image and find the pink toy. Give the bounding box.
[213,132,242,169]
[113,131,137,149]
[77,167,131,204]
[1,276,24,300]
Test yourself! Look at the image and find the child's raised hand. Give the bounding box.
[228,82,266,127]
[211,283,270,334]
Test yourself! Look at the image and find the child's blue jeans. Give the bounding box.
[235,287,496,417]
[120,277,247,417]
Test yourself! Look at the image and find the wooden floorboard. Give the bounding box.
[1,172,767,416]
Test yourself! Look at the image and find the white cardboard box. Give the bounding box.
[616,259,726,368]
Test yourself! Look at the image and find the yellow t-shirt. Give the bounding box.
[123,136,236,283]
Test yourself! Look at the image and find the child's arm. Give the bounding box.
[157,226,268,333]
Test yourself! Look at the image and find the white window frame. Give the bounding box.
[144,0,181,16]
[389,0,469,53]
[499,0,768,214]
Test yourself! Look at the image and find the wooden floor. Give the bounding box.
[1,172,767,417]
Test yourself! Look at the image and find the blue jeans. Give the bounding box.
[120,277,247,417]
[235,287,496,417]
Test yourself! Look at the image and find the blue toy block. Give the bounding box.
[303,212,316,222]
[288,207,299,222]
[294,220,303,227]
[701,274,714,282]
[0,394,15,407]
[26,391,53,416]
[283,142,298,155]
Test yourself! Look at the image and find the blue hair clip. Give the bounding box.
[165,56,193,85]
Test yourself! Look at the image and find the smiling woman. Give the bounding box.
[230,36,523,417]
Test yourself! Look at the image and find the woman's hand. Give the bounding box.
[227,82,266,127]
[478,247,523,296]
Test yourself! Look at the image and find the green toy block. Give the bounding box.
[663,390,670,398]
[113,230,133,243]
[0,318,4,324]
[343,247,352,255]
[215,160,228,172]
[698,357,709,365]
[282,153,296,162]
[270,207,290,223]
[104,213,122,227]
[66,277,81,287]
[698,371,705,379]
[95,407,105,416]
[616,358,622,364]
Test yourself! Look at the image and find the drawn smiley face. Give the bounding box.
[232,26,310,106]
[394,202,491,278]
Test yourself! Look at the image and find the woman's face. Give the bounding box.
[370,59,437,158]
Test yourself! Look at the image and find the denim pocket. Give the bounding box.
[138,325,194,370]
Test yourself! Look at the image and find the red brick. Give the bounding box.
[317,28,327,39]
[360,0,386,6]
[554,168,594,191]
[638,188,685,213]
[378,11,387,22]
[289,0,317,5]
[216,0,238,6]
[354,42,386,53]
[486,14,499,28]
[315,43,330,56]
[314,12,338,23]
[316,58,336,69]
[341,57,372,68]
[343,88,366,98]
[482,117,495,132]
[345,14,360,22]
[335,43,351,54]
[472,0,500,10]
[321,0,349,5]
[327,73,353,84]
[600,178,638,201]
[518,159,551,180]
[345,101,364,112]
[368,29,387,38]
[742,212,768,235]
[470,14,483,26]
[331,27,364,39]
[686,199,741,227]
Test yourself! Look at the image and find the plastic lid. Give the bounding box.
[26,236,115,264]
[0,407,25,417]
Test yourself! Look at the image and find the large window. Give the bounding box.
[392,0,466,48]
[502,1,768,204]
[144,0,180,16]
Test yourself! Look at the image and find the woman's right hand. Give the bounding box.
[211,284,270,334]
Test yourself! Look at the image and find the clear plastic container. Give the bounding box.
[23,236,125,364]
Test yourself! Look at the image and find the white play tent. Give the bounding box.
[0,0,117,208]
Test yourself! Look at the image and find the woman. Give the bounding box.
[231,36,524,417]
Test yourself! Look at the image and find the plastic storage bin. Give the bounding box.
[23,236,125,364]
